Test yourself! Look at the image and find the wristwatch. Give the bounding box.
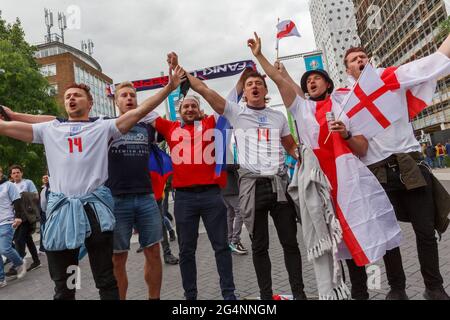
[344,131,352,140]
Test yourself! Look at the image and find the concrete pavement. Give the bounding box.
[1,170,449,300]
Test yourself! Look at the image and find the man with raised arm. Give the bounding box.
[340,34,450,300]
[0,65,183,300]
[246,33,408,300]
[168,52,306,300]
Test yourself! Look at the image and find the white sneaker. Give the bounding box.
[16,263,27,279]
[0,279,7,288]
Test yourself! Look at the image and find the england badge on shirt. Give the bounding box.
[69,125,82,136]
[258,115,268,125]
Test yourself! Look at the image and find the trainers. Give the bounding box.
[16,263,27,279]
[423,287,450,300]
[230,242,248,255]
[2,257,11,266]
[27,261,42,272]
[0,279,6,288]
[5,267,17,279]
[294,291,308,300]
[169,229,176,242]
[136,247,144,253]
[386,289,409,300]
[164,254,179,265]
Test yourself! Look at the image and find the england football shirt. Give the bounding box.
[14,179,38,193]
[223,100,291,175]
[32,117,122,197]
[0,181,20,225]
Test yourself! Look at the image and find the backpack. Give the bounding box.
[19,192,41,226]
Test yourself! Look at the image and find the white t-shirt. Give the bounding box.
[32,117,122,197]
[0,181,20,225]
[14,179,38,194]
[223,100,291,175]
[288,95,359,150]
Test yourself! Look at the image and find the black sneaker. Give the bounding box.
[5,267,17,280]
[423,287,450,300]
[385,289,409,300]
[27,261,42,272]
[294,291,308,300]
[136,247,144,253]
[169,230,176,242]
[164,254,179,265]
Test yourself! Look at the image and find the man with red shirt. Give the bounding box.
[151,95,236,300]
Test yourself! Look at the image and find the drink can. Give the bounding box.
[326,111,335,122]
[326,111,335,130]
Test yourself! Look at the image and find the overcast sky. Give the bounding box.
[1,0,318,115]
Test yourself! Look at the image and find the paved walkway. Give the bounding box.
[1,180,449,300]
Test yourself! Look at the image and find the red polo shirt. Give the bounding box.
[155,116,227,188]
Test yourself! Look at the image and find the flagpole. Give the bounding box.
[276,17,280,60]
[323,57,373,144]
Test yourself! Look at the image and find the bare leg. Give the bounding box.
[112,252,128,300]
[143,243,162,299]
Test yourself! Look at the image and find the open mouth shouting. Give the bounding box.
[309,84,318,94]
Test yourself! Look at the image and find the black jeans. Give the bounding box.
[347,163,444,298]
[39,210,47,252]
[251,178,304,300]
[174,186,235,300]
[346,247,405,300]
[157,200,172,257]
[14,221,39,264]
[45,204,119,300]
[383,164,443,289]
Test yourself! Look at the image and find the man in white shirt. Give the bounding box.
[0,166,27,287]
[342,34,450,300]
[7,164,41,274]
[0,65,183,300]
[167,52,306,300]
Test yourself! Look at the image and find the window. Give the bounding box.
[39,64,57,77]
[48,84,58,96]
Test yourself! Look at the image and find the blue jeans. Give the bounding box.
[174,186,235,300]
[437,155,446,168]
[425,157,435,169]
[113,193,162,253]
[0,224,24,281]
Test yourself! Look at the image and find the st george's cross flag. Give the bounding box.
[340,63,403,139]
[342,52,450,139]
[288,94,402,267]
[276,20,301,39]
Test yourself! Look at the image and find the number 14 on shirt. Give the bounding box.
[68,137,83,153]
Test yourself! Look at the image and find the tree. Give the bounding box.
[0,15,61,186]
[436,16,450,44]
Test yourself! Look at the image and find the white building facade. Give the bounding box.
[309,0,361,86]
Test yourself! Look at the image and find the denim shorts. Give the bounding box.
[113,193,162,253]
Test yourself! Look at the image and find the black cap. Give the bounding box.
[300,69,334,95]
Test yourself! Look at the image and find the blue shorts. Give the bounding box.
[113,193,162,253]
